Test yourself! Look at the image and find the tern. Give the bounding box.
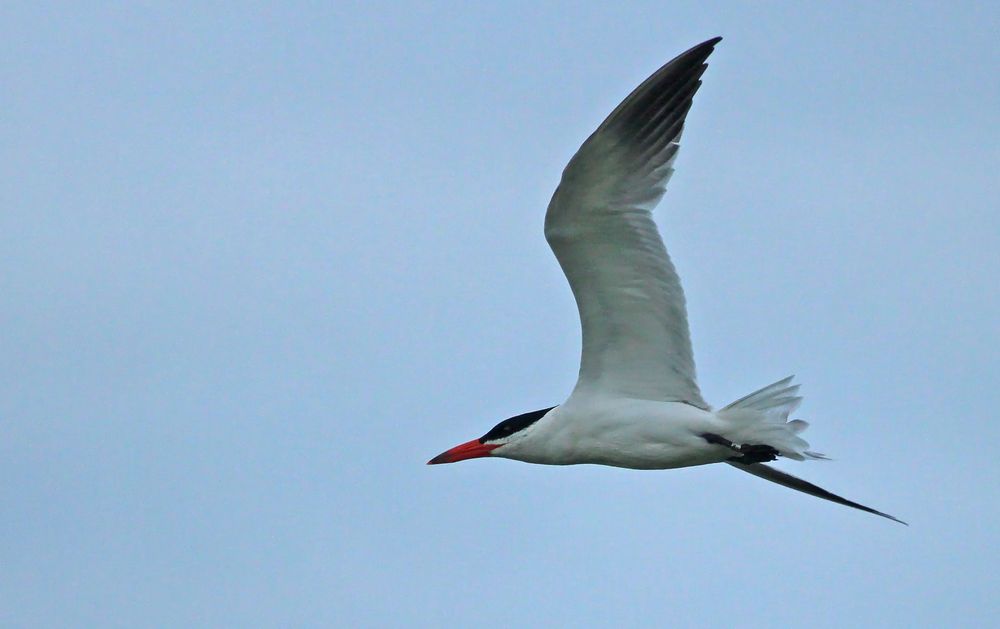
[428,37,904,524]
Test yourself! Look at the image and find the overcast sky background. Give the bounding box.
[3,2,998,627]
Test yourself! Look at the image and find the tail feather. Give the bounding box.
[716,376,823,461]
[721,375,799,412]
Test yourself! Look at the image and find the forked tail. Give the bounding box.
[715,376,825,461]
[717,377,906,523]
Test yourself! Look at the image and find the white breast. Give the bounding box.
[495,394,729,470]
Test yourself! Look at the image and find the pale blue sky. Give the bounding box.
[2,2,998,627]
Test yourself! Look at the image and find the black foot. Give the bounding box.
[701,432,734,447]
[701,433,780,464]
[733,443,780,464]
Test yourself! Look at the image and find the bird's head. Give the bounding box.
[427,407,556,464]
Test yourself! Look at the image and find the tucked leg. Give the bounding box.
[734,443,779,463]
[701,432,779,464]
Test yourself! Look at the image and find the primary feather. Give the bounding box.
[545,37,721,408]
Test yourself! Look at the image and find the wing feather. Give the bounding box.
[545,38,721,408]
[728,462,907,525]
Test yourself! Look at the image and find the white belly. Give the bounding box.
[496,395,731,470]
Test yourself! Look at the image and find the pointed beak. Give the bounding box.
[427,439,499,465]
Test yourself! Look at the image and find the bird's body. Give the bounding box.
[499,398,722,470]
[429,37,905,524]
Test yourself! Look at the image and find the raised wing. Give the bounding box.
[544,37,720,408]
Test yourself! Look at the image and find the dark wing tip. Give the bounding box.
[731,462,908,526]
[593,37,722,157]
[689,36,723,53]
[673,37,723,59]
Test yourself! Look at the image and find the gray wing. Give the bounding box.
[729,462,907,525]
[544,38,721,408]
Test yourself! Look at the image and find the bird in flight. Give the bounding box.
[428,37,904,525]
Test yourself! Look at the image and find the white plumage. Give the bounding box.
[430,37,904,525]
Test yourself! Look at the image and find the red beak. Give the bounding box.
[427,439,499,465]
